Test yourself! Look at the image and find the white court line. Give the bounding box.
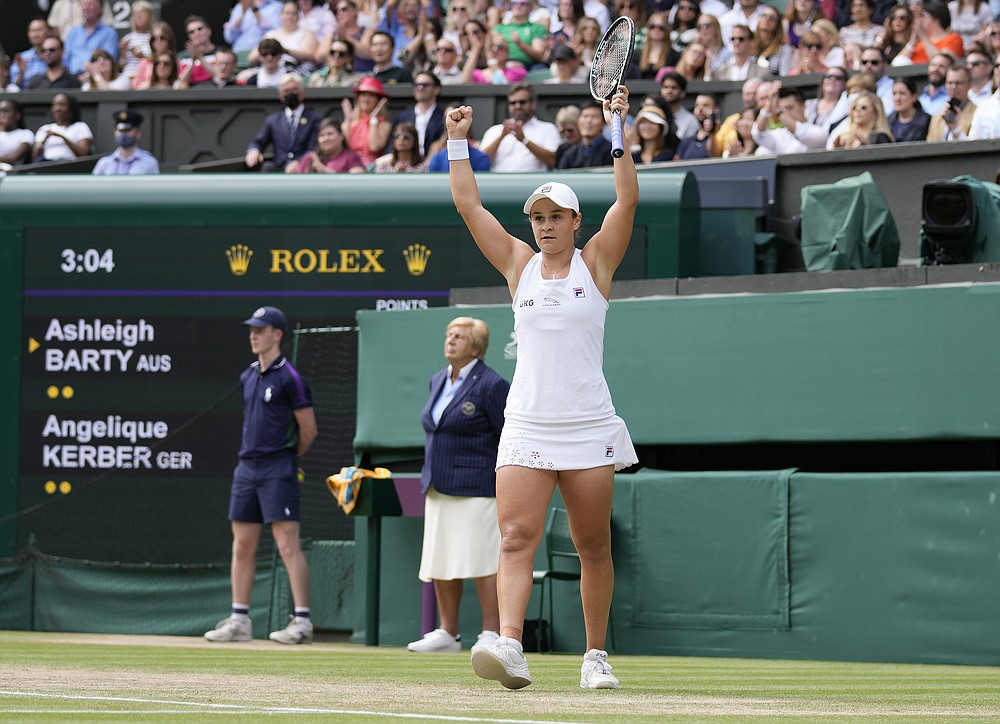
[0,692,591,724]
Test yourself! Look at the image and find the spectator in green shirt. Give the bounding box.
[495,0,549,67]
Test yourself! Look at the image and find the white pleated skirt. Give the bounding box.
[496,415,638,472]
[417,486,500,582]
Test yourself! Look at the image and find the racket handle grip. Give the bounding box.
[610,109,624,159]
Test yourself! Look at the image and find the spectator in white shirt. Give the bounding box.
[752,83,829,154]
[969,59,1000,139]
[719,0,764,50]
[479,83,562,171]
[965,49,994,105]
[858,46,895,113]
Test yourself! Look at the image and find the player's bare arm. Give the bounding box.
[582,87,639,299]
[447,106,534,295]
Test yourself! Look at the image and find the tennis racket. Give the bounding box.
[589,16,635,159]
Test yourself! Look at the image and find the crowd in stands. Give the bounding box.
[2,0,1000,174]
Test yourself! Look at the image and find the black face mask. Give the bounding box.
[284,93,302,110]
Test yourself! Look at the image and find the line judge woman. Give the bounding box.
[407,317,509,654]
[446,85,638,691]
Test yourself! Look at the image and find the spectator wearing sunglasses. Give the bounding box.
[243,38,291,87]
[632,13,680,79]
[480,83,561,171]
[27,35,81,90]
[431,38,463,83]
[309,38,362,86]
[390,71,444,157]
[318,1,373,73]
[668,0,703,54]
[858,47,894,113]
[805,66,850,129]
[719,0,765,51]
[832,89,894,147]
[465,31,528,83]
[374,122,429,172]
[789,29,829,75]
[877,6,914,64]
[178,15,221,86]
[714,25,772,80]
[968,59,1000,139]
[965,49,994,105]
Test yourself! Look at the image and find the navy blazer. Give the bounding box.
[248,107,323,169]
[391,105,445,158]
[420,359,509,497]
[557,137,614,169]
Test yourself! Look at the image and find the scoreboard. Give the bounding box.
[1,172,689,560]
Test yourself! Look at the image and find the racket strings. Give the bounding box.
[591,23,632,98]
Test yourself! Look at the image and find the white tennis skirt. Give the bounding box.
[496,415,638,472]
[418,486,500,582]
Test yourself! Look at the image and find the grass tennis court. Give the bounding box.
[2,631,998,722]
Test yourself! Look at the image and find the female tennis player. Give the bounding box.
[446,85,638,691]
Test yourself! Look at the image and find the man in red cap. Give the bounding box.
[245,73,323,172]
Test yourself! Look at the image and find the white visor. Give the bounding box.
[523,181,580,214]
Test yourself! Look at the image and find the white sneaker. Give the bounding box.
[406,627,461,653]
[475,630,500,648]
[204,616,252,642]
[269,616,314,644]
[471,635,532,689]
[580,649,620,689]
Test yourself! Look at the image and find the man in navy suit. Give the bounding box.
[391,70,445,159]
[407,317,510,654]
[245,74,323,172]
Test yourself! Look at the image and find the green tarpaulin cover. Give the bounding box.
[800,171,900,271]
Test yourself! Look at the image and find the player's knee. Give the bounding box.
[499,521,542,555]
[574,535,612,566]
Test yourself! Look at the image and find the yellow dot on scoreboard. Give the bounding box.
[59,481,72,495]
[44,481,57,494]
[47,386,59,399]
[62,386,74,399]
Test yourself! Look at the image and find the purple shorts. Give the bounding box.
[229,454,300,523]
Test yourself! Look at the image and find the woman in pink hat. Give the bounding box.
[340,76,391,167]
[446,86,638,692]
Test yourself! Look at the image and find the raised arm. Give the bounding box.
[580,87,639,299]
[447,106,533,294]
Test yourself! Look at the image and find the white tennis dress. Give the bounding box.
[496,249,637,471]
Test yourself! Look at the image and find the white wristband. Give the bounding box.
[447,139,470,161]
